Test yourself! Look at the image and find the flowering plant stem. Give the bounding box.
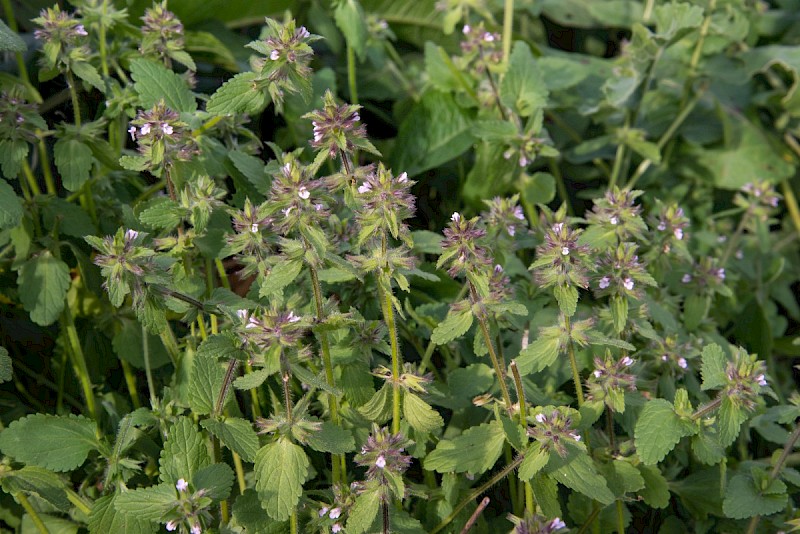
[380,286,403,435]
[61,306,98,423]
[563,315,585,406]
[470,282,513,411]
[16,493,47,534]
[510,361,535,513]
[309,264,346,485]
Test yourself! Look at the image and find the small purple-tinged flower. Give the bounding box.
[674,228,683,240]
[519,156,528,167]
[287,311,301,323]
[678,357,688,369]
[599,276,610,289]
[535,413,546,423]
[462,24,471,34]
[735,249,743,260]
[561,246,570,256]
[621,356,634,367]
[246,317,259,329]
[298,186,310,199]
[319,507,329,517]
[270,49,280,60]
[397,171,408,183]
[508,225,516,236]
[297,26,310,38]
[483,32,494,42]
[329,508,342,519]
[494,264,503,274]
[610,216,619,225]
[140,123,151,136]
[176,478,189,492]
[682,274,692,283]
[623,277,634,290]
[716,268,726,281]
[375,455,386,468]
[358,182,372,194]
[166,521,178,532]
[332,524,342,533]
[128,126,137,141]
[125,229,139,241]
[550,517,567,530]
[75,24,88,36]
[237,309,248,321]
[161,122,173,135]
[570,432,581,442]
[191,524,201,534]
[451,212,461,223]
[281,206,293,217]
[756,374,767,386]
[251,223,259,233]
[513,206,525,220]
[657,221,666,231]
[593,369,602,378]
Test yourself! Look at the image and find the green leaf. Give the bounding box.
[700,343,727,391]
[519,442,550,481]
[637,464,670,509]
[359,383,393,423]
[207,72,267,116]
[553,284,578,317]
[193,463,234,501]
[500,42,549,117]
[545,449,614,505]
[346,489,381,534]
[634,399,694,465]
[0,346,11,383]
[610,295,628,334]
[88,494,156,534]
[430,308,473,345]
[0,19,26,52]
[653,2,705,43]
[228,151,269,195]
[306,421,355,454]
[114,483,176,522]
[158,416,211,484]
[0,466,69,511]
[473,120,518,141]
[403,392,444,434]
[334,0,367,60]
[234,367,276,391]
[129,59,196,113]
[515,335,560,375]
[188,351,230,416]
[254,438,309,521]
[231,489,286,534]
[723,473,787,519]
[71,61,104,92]
[392,90,474,177]
[602,459,645,497]
[670,468,723,519]
[53,138,93,191]
[259,259,303,297]
[424,43,463,93]
[0,139,29,180]
[0,179,23,230]
[424,421,505,474]
[112,320,171,370]
[0,414,98,472]
[717,396,748,448]
[532,473,561,519]
[411,230,444,254]
[40,197,94,238]
[201,417,259,462]
[139,198,185,229]
[683,293,709,331]
[691,428,726,465]
[522,172,556,205]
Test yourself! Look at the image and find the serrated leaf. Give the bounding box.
[515,336,560,375]
[207,72,267,115]
[718,396,747,448]
[0,179,23,230]
[254,438,309,521]
[522,171,556,205]
[130,59,196,113]
[653,2,705,43]
[403,392,444,434]
[333,0,367,60]
[519,442,550,481]
[424,421,505,474]
[196,333,247,362]
[0,19,26,52]
[359,383,392,423]
[54,138,93,191]
[158,416,211,484]
[112,320,171,370]
[637,464,670,509]
[139,198,185,229]
[553,284,578,317]
[201,417,259,462]
[545,450,614,505]
[586,332,636,351]
[234,367,275,391]
[723,473,787,519]
[532,473,561,519]
[430,308,473,345]
[0,139,29,179]
[41,197,94,238]
[411,230,443,254]
[700,343,727,391]
[610,295,628,334]
[114,483,176,522]
[500,42,549,117]
[228,151,269,194]
[193,463,234,501]
[187,352,228,416]
[71,61,104,91]
[259,259,303,297]
[0,466,69,511]
[346,489,381,534]
[89,494,156,534]
[306,421,355,454]
[691,428,726,465]
[634,399,694,465]
[0,346,11,383]
[602,459,645,497]
[0,414,98,472]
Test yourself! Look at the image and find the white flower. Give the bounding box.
[375,455,386,469]
[593,370,602,378]
[128,126,137,141]
[682,274,692,283]
[550,517,567,530]
[166,520,178,532]
[462,24,471,34]
[270,50,280,60]
[319,507,329,517]
[717,268,726,280]
[451,212,461,223]
[298,186,310,199]
[513,206,525,220]
[623,277,634,290]
[74,24,88,36]
[246,317,259,329]
[494,264,503,274]
[312,122,323,142]
[621,356,634,367]
[176,478,189,492]
[191,524,202,534]
[283,162,292,176]
[332,524,342,533]
[287,311,301,323]
[358,182,372,194]
[718,235,727,243]
[552,223,563,232]
[519,156,528,167]
[661,355,669,361]
[297,26,310,38]
[503,149,514,160]
[599,276,610,289]
[140,123,151,136]
[678,357,688,369]
[756,374,767,386]
[161,123,173,135]
[397,172,408,183]
[610,216,619,225]
[535,413,546,423]
[674,228,684,240]
[315,203,324,211]
[483,32,494,42]
[237,309,248,321]
[561,246,570,256]
[570,433,581,442]
[329,507,342,519]
[353,112,360,122]
[125,229,139,241]
[508,225,516,236]
[247,223,258,233]
[657,221,666,231]
[735,249,743,260]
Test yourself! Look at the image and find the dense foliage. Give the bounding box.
[1,1,799,533]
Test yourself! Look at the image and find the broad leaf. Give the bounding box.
[158,416,212,484]
[0,413,98,472]
[723,473,787,519]
[254,438,309,521]
[187,351,227,415]
[130,59,197,113]
[53,138,93,191]
[0,179,23,230]
[193,463,234,501]
[201,417,259,462]
[634,399,694,465]
[545,449,614,505]
[306,421,356,454]
[403,392,444,434]
[346,489,381,534]
[430,308,473,345]
[424,421,505,474]
[207,72,268,115]
[500,42,549,117]
[700,343,727,391]
[114,483,176,522]
[515,335,560,375]
[89,494,156,534]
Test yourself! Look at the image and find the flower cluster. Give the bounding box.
[652,335,691,372]
[238,308,308,356]
[86,228,157,307]
[353,163,415,245]
[651,202,690,256]
[530,221,592,291]
[527,408,582,458]
[735,181,782,220]
[681,256,727,289]
[460,23,502,74]
[128,100,198,170]
[0,92,46,145]
[163,478,212,534]
[304,90,379,162]
[723,348,769,412]
[586,187,647,241]
[32,6,90,71]
[140,1,192,70]
[586,354,637,413]
[509,513,568,534]
[224,198,273,264]
[438,212,492,277]
[483,195,527,239]
[503,130,559,169]
[352,425,412,504]
[265,158,328,236]
[593,243,656,299]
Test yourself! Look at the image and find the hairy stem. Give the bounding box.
[142,325,157,407]
[17,493,49,534]
[563,315,585,406]
[470,284,513,411]
[120,359,141,409]
[65,71,81,127]
[62,307,98,422]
